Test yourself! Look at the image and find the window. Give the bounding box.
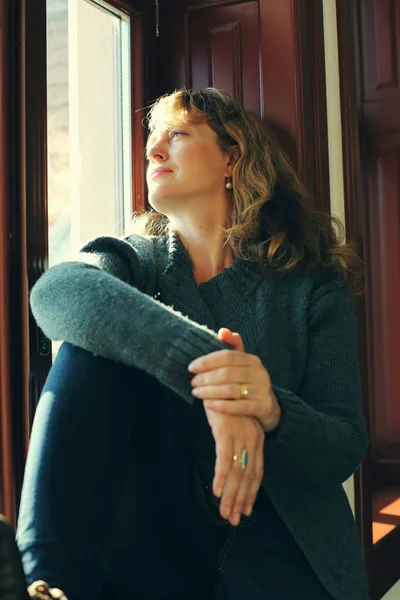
[47,0,133,268]
[0,0,146,524]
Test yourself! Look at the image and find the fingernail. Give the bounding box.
[215,487,223,498]
[232,513,241,526]
[222,506,231,519]
[244,505,253,516]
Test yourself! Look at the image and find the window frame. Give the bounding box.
[0,0,148,526]
[0,0,30,526]
[103,0,147,214]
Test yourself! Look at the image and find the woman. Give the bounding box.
[17,88,368,600]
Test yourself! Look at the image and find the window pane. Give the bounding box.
[47,0,132,269]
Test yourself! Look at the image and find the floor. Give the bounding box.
[372,487,400,544]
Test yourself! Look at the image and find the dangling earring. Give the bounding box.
[225,177,233,190]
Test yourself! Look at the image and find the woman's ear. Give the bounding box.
[225,145,240,176]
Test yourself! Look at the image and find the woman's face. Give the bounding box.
[146,121,231,214]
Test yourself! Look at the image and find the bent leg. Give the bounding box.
[17,342,156,598]
[102,384,226,599]
[17,343,225,600]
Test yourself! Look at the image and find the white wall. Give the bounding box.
[322,0,346,230]
[382,584,400,600]
[322,1,400,597]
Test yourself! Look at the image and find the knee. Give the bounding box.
[43,342,151,402]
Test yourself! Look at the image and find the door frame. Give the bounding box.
[336,1,400,597]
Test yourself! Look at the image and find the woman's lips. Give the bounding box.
[151,168,172,179]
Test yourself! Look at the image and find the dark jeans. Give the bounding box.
[17,343,334,600]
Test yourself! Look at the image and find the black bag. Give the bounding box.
[0,515,67,600]
[0,515,28,600]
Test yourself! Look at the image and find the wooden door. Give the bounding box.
[188,1,261,114]
[358,0,400,480]
[156,0,330,211]
[337,0,400,595]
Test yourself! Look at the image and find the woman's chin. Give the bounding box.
[148,192,177,212]
[148,195,167,209]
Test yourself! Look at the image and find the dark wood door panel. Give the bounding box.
[363,102,400,140]
[360,0,400,468]
[357,0,400,468]
[188,1,260,113]
[360,0,400,102]
[360,0,400,139]
[366,144,400,456]
[158,0,329,210]
[187,0,254,7]
[338,0,400,592]
[258,0,329,207]
[258,0,297,149]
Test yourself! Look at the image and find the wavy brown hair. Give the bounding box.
[132,88,363,293]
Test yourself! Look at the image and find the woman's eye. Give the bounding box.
[170,130,185,140]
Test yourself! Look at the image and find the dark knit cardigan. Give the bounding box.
[27,231,369,600]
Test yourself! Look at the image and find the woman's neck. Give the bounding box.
[175,229,234,285]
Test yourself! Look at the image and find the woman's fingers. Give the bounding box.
[228,422,264,524]
[212,428,253,524]
[205,405,264,526]
[205,399,261,416]
[192,384,253,400]
[218,328,245,353]
[213,433,233,499]
[229,449,256,525]
[243,439,264,517]
[219,453,245,523]
[191,365,252,388]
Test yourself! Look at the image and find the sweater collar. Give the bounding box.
[162,230,264,295]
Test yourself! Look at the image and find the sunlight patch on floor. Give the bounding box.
[372,488,400,544]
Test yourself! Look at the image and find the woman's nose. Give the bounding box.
[147,140,168,162]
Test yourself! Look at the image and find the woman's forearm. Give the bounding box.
[31,262,232,405]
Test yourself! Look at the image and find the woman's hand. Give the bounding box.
[203,404,264,525]
[189,328,282,432]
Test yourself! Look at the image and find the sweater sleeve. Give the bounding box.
[263,278,369,488]
[72,235,148,289]
[30,238,231,406]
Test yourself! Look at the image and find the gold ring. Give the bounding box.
[240,383,249,398]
